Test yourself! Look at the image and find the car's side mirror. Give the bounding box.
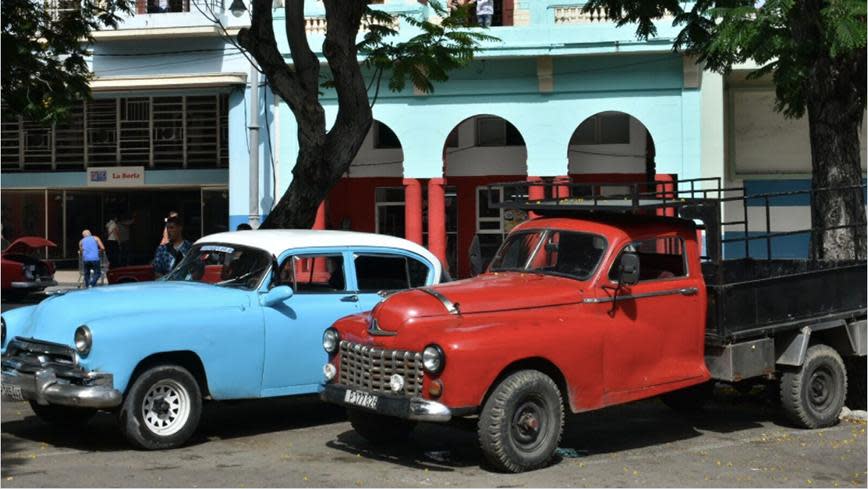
[618,252,640,286]
[260,285,293,306]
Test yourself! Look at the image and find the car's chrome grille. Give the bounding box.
[1,337,81,378]
[338,340,424,396]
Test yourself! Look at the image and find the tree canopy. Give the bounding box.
[1,0,131,122]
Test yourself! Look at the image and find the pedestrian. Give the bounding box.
[476,0,494,27]
[153,215,192,278]
[159,210,179,246]
[236,223,253,231]
[118,212,135,266]
[105,215,121,268]
[79,229,105,288]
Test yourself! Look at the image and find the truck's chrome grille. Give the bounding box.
[338,340,424,396]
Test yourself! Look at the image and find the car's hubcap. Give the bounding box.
[142,379,191,436]
[511,398,546,451]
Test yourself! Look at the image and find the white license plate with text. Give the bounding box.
[1,384,23,401]
[344,389,379,410]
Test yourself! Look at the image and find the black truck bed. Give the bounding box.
[702,259,867,345]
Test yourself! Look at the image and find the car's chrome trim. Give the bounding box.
[408,397,452,422]
[1,370,122,408]
[583,287,699,304]
[10,280,57,289]
[417,287,460,315]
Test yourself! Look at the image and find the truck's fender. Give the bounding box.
[776,319,867,367]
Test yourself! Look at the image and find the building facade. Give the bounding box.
[2,0,864,272]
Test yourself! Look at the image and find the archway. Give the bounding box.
[441,114,528,277]
[327,120,404,235]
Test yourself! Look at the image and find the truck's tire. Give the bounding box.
[478,370,564,473]
[29,401,96,427]
[347,408,415,444]
[780,344,847,429]
[844,356,866,410]
[118,364,202,450]
[661,381,714,411]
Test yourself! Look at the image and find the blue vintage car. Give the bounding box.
[1,230,443,449]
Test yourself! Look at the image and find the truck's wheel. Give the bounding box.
[844,356,866,410]
[661,381,714,411]
[119,364,202,450]
[347,409,415,444]
[780,344,847,429]
[29,402,96,427]
[478,370,564,473]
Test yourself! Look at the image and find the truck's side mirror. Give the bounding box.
[618,252,640,286]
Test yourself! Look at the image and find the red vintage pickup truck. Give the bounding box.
[321,179,867,473]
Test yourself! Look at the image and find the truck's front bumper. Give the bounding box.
[322,383,452,422]
[1,369,122,409]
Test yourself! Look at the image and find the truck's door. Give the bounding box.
[598,234,706,395]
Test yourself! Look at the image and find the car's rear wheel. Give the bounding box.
[478,370,564,473]
[348,409,416,444]
[119,364,202,450]
[29,402,96,427]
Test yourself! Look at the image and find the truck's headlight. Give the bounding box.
[74,325,92,357]
[422,344,445,374]
[322,328,339,354]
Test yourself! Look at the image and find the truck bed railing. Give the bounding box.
[486,177,867,270]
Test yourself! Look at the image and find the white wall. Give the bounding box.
[567,115,649,174]
[345,122,404,178]
[444,118,528,177]
[729,88,867,176]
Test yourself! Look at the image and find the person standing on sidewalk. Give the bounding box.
[79,229,105,288]
[476,0,494,27]
[153,215,191,278]
[105,215,121,268]
[160,210,179,246]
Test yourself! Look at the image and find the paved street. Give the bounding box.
[2,386,866,487]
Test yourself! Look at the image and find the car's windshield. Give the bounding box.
[164,243,272,289]
[489,230,607,280]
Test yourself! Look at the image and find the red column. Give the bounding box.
[312,200,327,230]
[427,178,447,270]
[527,176,545,219]
[403,178,423,245]
[554,175,571,199]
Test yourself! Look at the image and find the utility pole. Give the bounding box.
[248,64,260,229]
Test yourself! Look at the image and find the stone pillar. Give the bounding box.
[403,178,423,245]
[427,178,447,269]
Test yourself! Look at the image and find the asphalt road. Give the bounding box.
[2,388,866,487]
[2,293,866,487]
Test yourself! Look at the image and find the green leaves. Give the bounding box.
[355,0,496,99]
[1,0,131,123]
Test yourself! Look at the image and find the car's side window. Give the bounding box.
[276,254,346,293]
[354,254,430,292]
[608,236,687,282]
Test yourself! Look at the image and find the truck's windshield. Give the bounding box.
[489,230,607,281]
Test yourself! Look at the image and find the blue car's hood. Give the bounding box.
[16,281,252,346]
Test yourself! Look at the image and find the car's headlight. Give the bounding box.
[422,344,445,374]
[1,316,6,348]
[322,328,339,354]
[74,325,92,357]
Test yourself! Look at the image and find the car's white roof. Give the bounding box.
[196,229,442,276]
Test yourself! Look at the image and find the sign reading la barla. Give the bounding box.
[87,166,145,187]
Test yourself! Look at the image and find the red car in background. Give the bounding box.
[1,237,57,297]
[106,264,155,284]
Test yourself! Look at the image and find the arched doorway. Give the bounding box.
[442,115,527,277]
[567,111,657,188]
[327,120,404,235]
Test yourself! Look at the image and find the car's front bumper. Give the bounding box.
[321,383,452,422]
[1,369,122,409]
[10,279,57,290]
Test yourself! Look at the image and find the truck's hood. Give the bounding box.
[11,281,250,346]
[371,272,587,334]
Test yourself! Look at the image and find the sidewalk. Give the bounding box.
[47,269,83,293]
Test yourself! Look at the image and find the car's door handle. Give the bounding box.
[341,294,359,303]
[679,287,698,296]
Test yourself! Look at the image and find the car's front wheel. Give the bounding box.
[119,364,202,450]
[478,370,564,473]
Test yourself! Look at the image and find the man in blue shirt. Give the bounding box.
[79,230,105,287]
[153,215,192,278]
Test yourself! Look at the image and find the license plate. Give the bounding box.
[1,383,23,402]
[344,389,379,410]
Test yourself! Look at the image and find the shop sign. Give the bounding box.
[87,166,145,187]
